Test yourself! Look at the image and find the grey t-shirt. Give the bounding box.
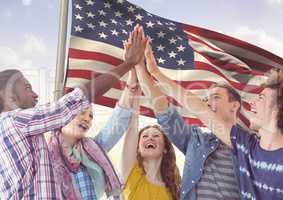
[197,142,240,200]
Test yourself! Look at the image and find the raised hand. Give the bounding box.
[144,40,159,75]
[124,25,148,67]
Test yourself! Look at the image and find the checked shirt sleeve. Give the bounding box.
[12,88,90,136]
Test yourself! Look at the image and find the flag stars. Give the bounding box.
[115,11,123,17]
[99,32,108,39]
[169,27,176,31]
[111,19,118,24]
[157,31,165,38]
[126,19,134,26]
[104,2,111,8]
[99,21,108,27]
[135,14,143,21]
[98,10,106,16]
[75,14,83,21]
[111,29,119,36]
[75,4,82,10]
[87,23,95,29]
[122,29,128,34]
[86,11,95,18]
[74,25,83,32]
[85,0,94,6]
[168,51,177,58]
[157,20,163,25]
[169,37,177,44]
[146,21,155,28]
[177,59,186,65]
[177,45,185,52]
[157,44,165,51]
[158,57,165,64]
[127,6,136,13]
[148,36,153,43]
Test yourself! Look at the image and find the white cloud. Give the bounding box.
[228,26,283,58]
[0,46,20,66]
[268,0,283,5]
[0,46,34,69]
[22,0,32,6]
[23,33,46,54]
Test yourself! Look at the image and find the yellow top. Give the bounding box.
[123,163,172,200]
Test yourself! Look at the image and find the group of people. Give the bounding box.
[0,25,282,200]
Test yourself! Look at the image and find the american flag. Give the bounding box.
[65,0,283,128]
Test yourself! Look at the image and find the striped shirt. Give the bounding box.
[197,142,240,200]
[231,125,283,200]
[0,88,89,200]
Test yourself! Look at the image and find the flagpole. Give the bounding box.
[54,0,69,100]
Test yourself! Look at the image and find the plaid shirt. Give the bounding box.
[72,166,97,200]
[0,88,89,200]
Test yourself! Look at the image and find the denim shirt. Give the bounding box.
[155,105,240,200]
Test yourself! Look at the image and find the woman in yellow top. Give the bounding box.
[121,36,181,200]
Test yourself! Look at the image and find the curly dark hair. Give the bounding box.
[136,125,181,200]
[0,69,23,113]
[263,69,283,132]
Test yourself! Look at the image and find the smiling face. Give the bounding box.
[61,106,93,141]
[138,127,166,159]
[14,77,38,109]
[207,86,240,122]
[250,88,278,131]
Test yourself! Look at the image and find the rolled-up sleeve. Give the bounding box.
[13,88,90,136]
[95,105,134,152]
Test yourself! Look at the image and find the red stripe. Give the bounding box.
[67,69,126,90]
[189,35,269,74]
[67,48,264,93]
[234,56,273,72]
[195,51,265,76]
[239,113,250,127]
[188,33,223,53]
[67,68,263,94]
[195,62,264,93]
[182,24,283,66]
[69,48,123,66]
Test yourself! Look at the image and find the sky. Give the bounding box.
[1,0,283,174]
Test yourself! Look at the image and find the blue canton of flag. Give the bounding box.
[71,0,195,70]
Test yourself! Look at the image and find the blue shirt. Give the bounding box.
[231,124,283,200]
[72,105,134,199]
[155,105,240,200]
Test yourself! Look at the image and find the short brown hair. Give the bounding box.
[263,69,283,132]
[212,82,242,114]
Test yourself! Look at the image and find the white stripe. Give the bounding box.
[70,36,124,59]
[194,52,267,86]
